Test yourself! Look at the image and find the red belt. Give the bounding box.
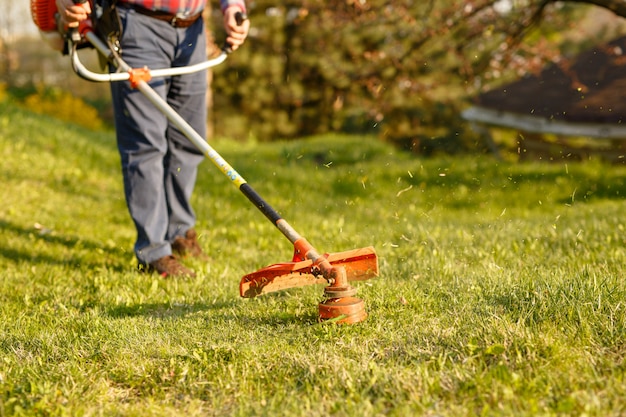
[124,4,203,28]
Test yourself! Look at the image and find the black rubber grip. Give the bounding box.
[240,183,282,225]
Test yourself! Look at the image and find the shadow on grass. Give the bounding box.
[104,301,232,319]
[0,218,128,272]
[103,297,321,326]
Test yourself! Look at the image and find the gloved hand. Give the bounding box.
[56,0,92,28]
[223,6,249,51]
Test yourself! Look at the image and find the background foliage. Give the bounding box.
[208,0,612,146]
[2,0,626,148]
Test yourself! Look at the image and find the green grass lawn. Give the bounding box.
[1,99,626,416]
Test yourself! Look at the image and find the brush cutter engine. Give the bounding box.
[31,0,121,55]
[31,0,90,51]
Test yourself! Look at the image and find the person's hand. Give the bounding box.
[56,0,92,28]
[223,7,249,51]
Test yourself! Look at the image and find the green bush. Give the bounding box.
[23,85,104,131]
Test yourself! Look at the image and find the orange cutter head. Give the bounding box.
[239,246,378,298]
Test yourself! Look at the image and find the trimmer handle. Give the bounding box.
[64,0,92,44]
[223,11,248,54]
[235,11,247,26]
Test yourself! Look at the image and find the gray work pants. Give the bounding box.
[111,7,208,264]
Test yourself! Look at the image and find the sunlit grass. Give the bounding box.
[1,100,626,416]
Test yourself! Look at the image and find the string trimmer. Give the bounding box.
[31,0,379,323]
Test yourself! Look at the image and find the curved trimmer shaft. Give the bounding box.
[73,30,379,299]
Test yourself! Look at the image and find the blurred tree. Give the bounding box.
[210,0,615,147]
[0,0,19,83]
[7,0,626,148]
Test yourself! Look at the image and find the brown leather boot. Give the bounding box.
[172,229,207,259]
[139,255,196,278]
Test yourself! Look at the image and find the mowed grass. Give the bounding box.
[1,99,626,416]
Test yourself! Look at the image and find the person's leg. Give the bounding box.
[111,7,179,265]
[164,21,208,242]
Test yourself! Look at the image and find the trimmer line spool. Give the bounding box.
[318,266,368,324]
